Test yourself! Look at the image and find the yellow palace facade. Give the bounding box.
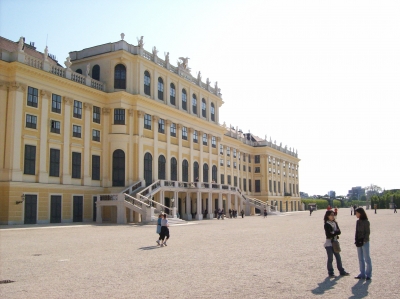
[0,35,300,225]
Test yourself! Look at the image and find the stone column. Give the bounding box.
[186,192,192,220]
[199,131,203,182]
[208,192,213,219]
[218,192,222,211]
[137,111,144,180]
[208,134,212,182]
[0,82,8,177]
[62,97,73,184]
[153,115,159,180]
[101,108,111,187]
[38,90,51,183]
[128,109,134,185]
[195,191,203,220]
[189,128,194,182]
[166,120,171,180]
[177,124,182,181]
[83,103,92,186]
[235,194,238,211]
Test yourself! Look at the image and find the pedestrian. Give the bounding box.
[160,214,170,247]
[351,206,353,216]
[323,210,350,277]
[229,208,232,218]
[221,209,225,220]
[394,204,397,213]
[241,209,244,218]
[309,206,313,216]
[217,208,221,220]
[263,209,268,218]
[156,213,162,246]
[334,207,338,217]
[354,207,372,280]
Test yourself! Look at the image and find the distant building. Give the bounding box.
[300,192,309,198]
[347,186,365,199]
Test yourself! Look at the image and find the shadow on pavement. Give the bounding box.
[311,276,340,295]
[138,246,160,250]
[349,279,371,299]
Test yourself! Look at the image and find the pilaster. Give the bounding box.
[102,108,111,187]
[38,90,51,183]
[62,97,73,184]
[83,102,92,185]
[137,110,144,180]
[152,115,159,179]
[128,109,134,185]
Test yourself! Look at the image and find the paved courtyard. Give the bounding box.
[1,208,399,299]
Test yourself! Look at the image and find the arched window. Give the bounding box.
[76,69,82,74]
[182,89,187,110]
[112,150,125,186]
[144,71,151,96]
[144,153,153,186]
[192,94,197,114]
[211,103,215,121]
[114,64,126,89]
[212,165,217,183]
[158,155,166,180]
[170,83,176,105]
[202,98,206,117]
[92,65,100,81]
[158,77,164,101]
[193,161,199,181]
[182,160,189,182]
[171,157,177,181]
[203,163,209,182]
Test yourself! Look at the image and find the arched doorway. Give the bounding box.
[112,149,125,186]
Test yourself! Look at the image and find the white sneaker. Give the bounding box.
[164,242,167,246]
[156,240,160,246]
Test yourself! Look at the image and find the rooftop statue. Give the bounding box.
[137,36,144,48]
[152,46,158,57]
[206,78,210,90]
[178,57,190,70]
[44,46,48,61]
[18,36,24,52]
[197,71,201,83]
[164,52,170,64]
[86,63,90,76]
[120,33,125,40]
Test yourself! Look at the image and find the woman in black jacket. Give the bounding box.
[324,210,349,277]
[354,207,372,280]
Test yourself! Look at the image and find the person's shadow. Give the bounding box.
[138,246,159,250]
[311,277,339,295]
[349,279,371,299]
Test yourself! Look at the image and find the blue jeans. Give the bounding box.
[325,246,345,275]
[357,241,372,278]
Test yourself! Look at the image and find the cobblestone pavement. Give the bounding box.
[1,208,399,299]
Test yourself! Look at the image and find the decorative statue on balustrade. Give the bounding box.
[152,46,158,57]
[214,81,220,95]
[197,71,202,84]
[120,33,125,40]
[137,36,144,49]
[164,52,170,65]
[206,78,211,91]
[44,46,48,61]
[178,57,190,71]
[18,37,24,52]
[64,57,72,69]
[86,63,90,77]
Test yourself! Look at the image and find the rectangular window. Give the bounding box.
[220,159,224,166]
[93,106,101,123]
[193,130,198,143]
[234,176,237,187]
[243,154,246,162]
[220,144,223,155]
[243,165,246,172]
[72,152,81,179]
[158,118,165,133]
[220,174,225,184]
[249,179,252,192]
[92,155,100,180]
[269,180,272,191]
[51,94,62,113]
[170,123,176,137]
[49,148,60,177]
[182,127,188,140]
[227,160,231,167]
[248,155,251,163]
[27,86,38,107]
[73,125,82,138]
[234,162,237,169]
[170,86,176,105]
[202,133,207,145]
[255,155,260,163]
[243,179,247,191]
[144,114,152,130]
[92,129,100,142]
[226,147,230,156]
[24,145,36,175]
[212,136,216,148]
[278,181,281,193]
[233,149,237,158]
[25,114,37,129]
[73,100,82,118]
[255,167,260,173]
[274,181,276,192]
[50,120,60,134]
[114,108,125,125]
[255,180,261,192]
[227,175,231,185]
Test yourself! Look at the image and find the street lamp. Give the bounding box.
[16,194,25,205]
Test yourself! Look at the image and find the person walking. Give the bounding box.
[309,206,313,216]
[351,206,353,216]
[323,210,350,277]
[354,207,372,280]
[334,207,338,217]
[156,213,162,246]
[263,209,268,218]
[160,214,170,247]
[241,209,244,218]
[394,204,397,213]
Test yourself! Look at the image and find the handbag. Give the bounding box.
[355,239,364,247]
[332,240,341,253]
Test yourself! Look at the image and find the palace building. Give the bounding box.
[0,34,300,225]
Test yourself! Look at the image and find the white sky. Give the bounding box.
[1,0,399,196]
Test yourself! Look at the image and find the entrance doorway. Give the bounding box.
[93,196,97,221]
[73,196,83,222]
[24,194,37,224]
[50,195,62,223]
